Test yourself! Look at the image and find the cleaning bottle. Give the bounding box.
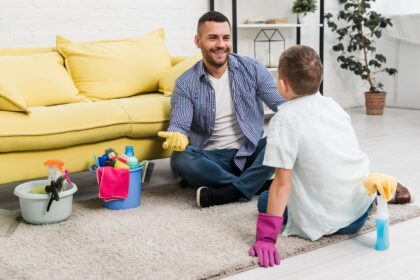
[363,173,397,251]
[44,159,65,181]
[125,145,139,170]
[375,193,390,250]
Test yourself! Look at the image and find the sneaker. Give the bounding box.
[388,182,414,204]
[197,185,243,208]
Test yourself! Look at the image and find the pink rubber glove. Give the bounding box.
[249,213,284,267]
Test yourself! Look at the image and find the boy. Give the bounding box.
[248,45,375,267]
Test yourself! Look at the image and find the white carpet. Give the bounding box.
[1,184,419,280]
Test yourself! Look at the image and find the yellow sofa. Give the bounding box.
[0,29,201,185]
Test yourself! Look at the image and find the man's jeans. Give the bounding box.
[257,190,374,234]
[170,138,274,200]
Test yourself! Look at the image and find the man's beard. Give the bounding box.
[204,47,230,68]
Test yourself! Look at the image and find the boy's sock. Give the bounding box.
[197,185,243,208]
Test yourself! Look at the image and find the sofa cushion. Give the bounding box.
[56,29,172,100]
[0,47,56,56]
[109,94,171,138]
[0,94,171,152]
[159,52,202,96]
[0,52,83,107]
[0,101,130,152]
[0,80,31,114]
[0,138,172,185]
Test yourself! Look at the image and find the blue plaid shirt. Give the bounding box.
[167,53,286,170]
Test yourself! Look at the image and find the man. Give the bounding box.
[157,11,286,207]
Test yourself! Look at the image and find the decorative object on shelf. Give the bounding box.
[292,0,317,24]
[265,18,288,24]
[325,0,398,115]
[211,0,325,93]
[253,29,285,68]
[245,18,266,24]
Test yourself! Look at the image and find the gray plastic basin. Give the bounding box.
[14,180,78,224]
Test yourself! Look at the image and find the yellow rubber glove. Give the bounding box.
[157,131,189,152]
[363,173,397,201]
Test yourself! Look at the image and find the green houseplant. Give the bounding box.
[292,0,317,24]
[325,0,398,115]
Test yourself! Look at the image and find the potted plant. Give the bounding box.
[325,0,398,115]
[292,0,317,24]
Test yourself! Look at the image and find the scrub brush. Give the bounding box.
[140,160,155,183]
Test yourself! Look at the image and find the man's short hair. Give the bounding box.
[278,45,323,96]
[197,11,231,33]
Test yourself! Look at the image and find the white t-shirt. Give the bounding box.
[263,93,374,241]
[205,70,246,150]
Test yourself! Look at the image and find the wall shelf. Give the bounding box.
[238,23,324,28]
[210,0,325,94]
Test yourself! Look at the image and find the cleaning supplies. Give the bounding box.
[114,160,130,170]
[97,166,130,202]
[14,180,78,224]
[44,159,65,181]
[94,146,145,209]
[30,160,71,194]
[375,193,390,250]
[139,160,155,183]
[364,173,397,251]
[125,145,139,170]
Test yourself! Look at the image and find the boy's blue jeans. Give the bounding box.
[170,138,274,200]
[257,190,374,234]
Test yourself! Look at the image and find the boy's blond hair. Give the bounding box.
[277,45,323,96]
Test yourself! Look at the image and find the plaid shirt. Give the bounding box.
[167,53,286,170]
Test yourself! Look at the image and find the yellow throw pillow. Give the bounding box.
[0,52,82,107]
[56,29,172,100]
[159,53,202,97]
[0,80,31,113]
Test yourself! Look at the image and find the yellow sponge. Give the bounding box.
[29,185,47,194]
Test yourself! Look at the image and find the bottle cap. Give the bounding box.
[125,146,134,157]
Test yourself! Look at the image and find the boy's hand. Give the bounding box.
[249,240,280,268]
[157,131,189,152]
[248,213,283,267]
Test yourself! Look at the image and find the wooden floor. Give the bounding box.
[226,107,420,280]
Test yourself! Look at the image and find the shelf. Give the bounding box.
[238,23,324,28]
[209,0,325,93]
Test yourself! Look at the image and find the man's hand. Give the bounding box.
[248,213,283,267]
[157,131,189,152]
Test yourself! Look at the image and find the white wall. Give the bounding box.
[213,0,364,108]
[1,0,417,109]
[0,0,208,55]
[372,0,420,15]
[372,0,420,109]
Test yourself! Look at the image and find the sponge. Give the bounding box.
[29,185,47,194]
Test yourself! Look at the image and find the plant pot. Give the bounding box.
[364,92,386,115]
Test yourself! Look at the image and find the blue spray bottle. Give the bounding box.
[375,193,390,251]
[364,173,397,251]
